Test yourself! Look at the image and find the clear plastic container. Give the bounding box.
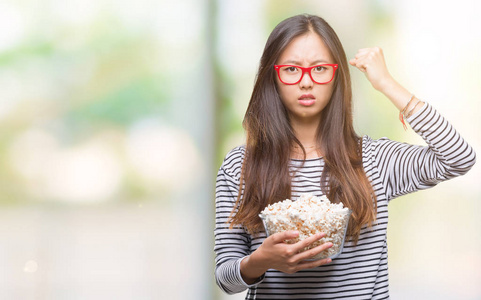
[259,210,351,260]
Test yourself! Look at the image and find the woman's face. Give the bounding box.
[275,31,335,125]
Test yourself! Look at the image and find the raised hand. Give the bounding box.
[349,47,419,112]
[349,47,394,92]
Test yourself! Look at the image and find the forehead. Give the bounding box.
[277,31,333,65]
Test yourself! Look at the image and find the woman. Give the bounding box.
[214,14,475,299]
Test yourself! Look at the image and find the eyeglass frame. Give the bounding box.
[274,64,339,85]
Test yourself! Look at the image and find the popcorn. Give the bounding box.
[259,193,351,260]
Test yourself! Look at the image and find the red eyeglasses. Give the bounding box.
[274,64,338,85]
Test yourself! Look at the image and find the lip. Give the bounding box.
[298,94,316,100]
[298,94,316,106]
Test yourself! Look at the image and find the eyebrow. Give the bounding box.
[281,59,331,65]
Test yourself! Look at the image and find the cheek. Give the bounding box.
[281,90,297,108]
[318,83,335,99]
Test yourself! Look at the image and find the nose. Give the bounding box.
[299,70,313,89]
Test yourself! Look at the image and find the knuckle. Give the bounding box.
[308,248,320,257]
[286,257,297,265]
[301,239,311,247]
[275,232,285,239]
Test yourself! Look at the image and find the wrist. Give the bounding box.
[240,250,268,284]
[374,75,397,93]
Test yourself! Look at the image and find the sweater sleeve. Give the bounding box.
[214,147,264,294]
[364,102,476,201]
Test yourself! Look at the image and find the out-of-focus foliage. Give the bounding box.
[0,6,176,205]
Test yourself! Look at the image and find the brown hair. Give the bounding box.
[229,14,376,243]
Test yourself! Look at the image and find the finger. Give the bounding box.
[353,56,371,68]
[354,47,372,56]
[354,52,373,64]
[349,59,356,66]
[351,52,371,67]
[351,60,367,72]
[357,62,369,70]
[355,50,370,59]
[296,257,332,271]
[295,241,333,262]
[359,49,384,63]
[270,230,299,243]
[291,232,325,253]
[349,57,367,66]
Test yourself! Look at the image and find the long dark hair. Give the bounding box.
[229,14,376,243]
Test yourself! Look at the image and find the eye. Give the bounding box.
[314,66,326,72]
[286,66,298,72]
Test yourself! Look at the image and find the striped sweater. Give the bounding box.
[214,103,476,299]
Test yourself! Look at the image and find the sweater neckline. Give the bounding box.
[290,156,323,162]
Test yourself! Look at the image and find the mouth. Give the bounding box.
[298,94,316,106]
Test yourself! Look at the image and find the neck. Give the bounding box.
[290,116,320,148]
[289,116,322,158]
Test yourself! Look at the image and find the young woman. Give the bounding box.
[214,14,476,299]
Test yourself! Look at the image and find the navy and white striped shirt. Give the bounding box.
[214,103,476,299]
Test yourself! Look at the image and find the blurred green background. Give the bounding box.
[0,0,479,299]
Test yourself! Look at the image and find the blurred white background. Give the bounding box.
[0,0,479,299]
